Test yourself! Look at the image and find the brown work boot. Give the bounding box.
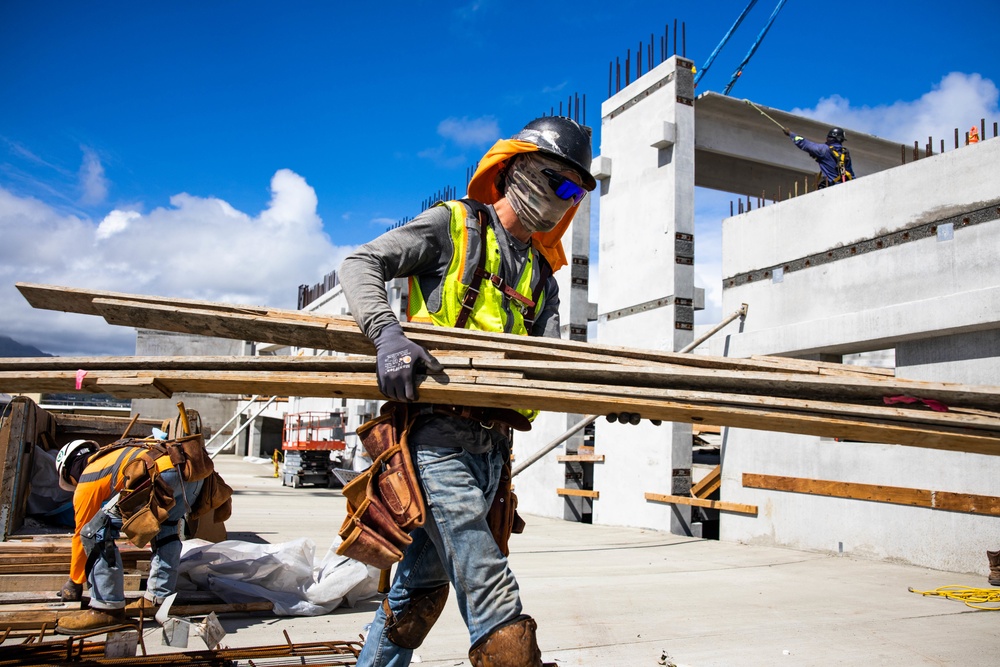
[988,550,1000,586]
[469,615,544,667]
[125,596,160,614]
[55,608,135,635]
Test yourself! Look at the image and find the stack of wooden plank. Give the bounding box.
[6,283,1000,456]
[0,538,273,633]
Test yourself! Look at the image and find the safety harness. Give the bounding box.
[817,145,853,188]
[455,200,552,331]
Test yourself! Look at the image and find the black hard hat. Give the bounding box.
[827,127,846,143]
[511,116,596,191]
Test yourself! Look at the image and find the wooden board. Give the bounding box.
[557,454,606,463]
[556,488,600,499]
[690,465,721,499]
[3,369,1000,454]
[0,573,141,593]
[18,282,915,376]
[0,601,274,630]
[742,473,1000,516]
[645,492,758,515]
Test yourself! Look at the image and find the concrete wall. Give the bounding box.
[714,137,1000,575]
[586,56,698,535]
[718,137,1000,358]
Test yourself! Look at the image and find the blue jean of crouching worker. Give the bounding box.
[357,415,520,667]
[88,468,203,609]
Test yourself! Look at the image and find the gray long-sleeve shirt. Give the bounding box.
[339,201,560,341]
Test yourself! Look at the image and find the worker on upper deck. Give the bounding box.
[783,126,855,188]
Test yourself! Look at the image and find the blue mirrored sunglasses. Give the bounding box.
[540,168,587,206]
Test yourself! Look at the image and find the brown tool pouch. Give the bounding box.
[118,466,175,548]
[486,455,525,556]
[337,404,426,569]
[163,434,215,482]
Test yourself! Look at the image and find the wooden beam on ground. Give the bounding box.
[645,492,758,515]
[742,473,1000,516]
[0,573,140,593]
[0,601,274,631]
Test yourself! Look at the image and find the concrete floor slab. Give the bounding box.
[140,456,998,666]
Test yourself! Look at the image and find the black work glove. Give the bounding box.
[606,413,662,426]
[782,127,791,136]
[373,323,443,402]
[58,578,83,601]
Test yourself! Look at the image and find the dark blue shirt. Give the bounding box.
[790,133,855,185]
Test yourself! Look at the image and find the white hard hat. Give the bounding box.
[54,440,99,492]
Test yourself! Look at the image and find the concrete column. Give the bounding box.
[593,56,697,534]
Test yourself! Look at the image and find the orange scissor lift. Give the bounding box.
[281,411,347,488]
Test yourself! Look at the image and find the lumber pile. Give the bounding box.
[8,283,1000,456]
[0,539,149,595]
[0,539,274,635]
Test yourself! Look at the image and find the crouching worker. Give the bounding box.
[53,435,231,634]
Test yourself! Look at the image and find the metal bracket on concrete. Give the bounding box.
[598,295,682,323]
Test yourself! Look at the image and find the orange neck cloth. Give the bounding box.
[466,139,582,273]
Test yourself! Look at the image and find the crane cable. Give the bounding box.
[694,0,759,87]
[908,585,1000,610]
[723,0,790,96]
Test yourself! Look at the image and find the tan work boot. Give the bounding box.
[988,550,1000,586]
[55,608,135,635]
[125,596,160,614]
[469,615,546,667]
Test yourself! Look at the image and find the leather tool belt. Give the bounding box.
[424,404,532,435]
[337,403,426,570]
[336,402,529,570]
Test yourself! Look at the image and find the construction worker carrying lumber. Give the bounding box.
[338,115,595,667]
[51,433,229,634]
[783,125,855,188]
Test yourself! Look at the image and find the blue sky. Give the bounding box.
[2,1,998,356]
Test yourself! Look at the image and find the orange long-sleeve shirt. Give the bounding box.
[70,446,175,584]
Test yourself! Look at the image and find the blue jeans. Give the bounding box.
[357,416,522,667]
[88,469,203,609]
[145,469,204,603]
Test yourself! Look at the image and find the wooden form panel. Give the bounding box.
[742,473,1000,516]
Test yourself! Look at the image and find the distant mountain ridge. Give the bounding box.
[0,335,52,357]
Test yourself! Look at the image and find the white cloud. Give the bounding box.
[790,72,1000,145]
[437,116,500,147]
[78,147,108,205]
[0,170,356,356]
[96,209,140,239]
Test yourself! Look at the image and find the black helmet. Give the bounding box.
[511,116,596,191]
[827,127,846,144]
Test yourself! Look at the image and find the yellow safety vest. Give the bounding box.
[407,200,549,419]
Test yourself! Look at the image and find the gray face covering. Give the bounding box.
[504,153,578,233]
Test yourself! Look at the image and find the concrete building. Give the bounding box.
[570,54,999,575]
